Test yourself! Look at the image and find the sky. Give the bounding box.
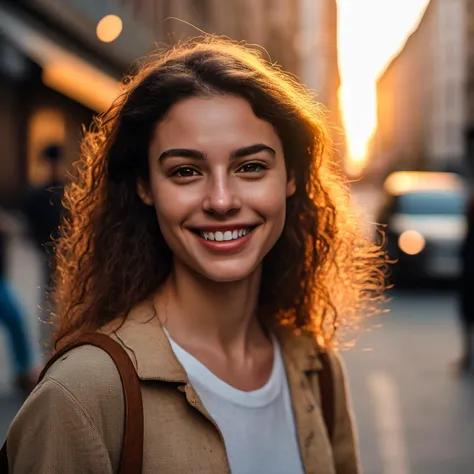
[337,0,431,163]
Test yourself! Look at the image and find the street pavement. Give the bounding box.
[344,287,474,474]
[1,192,473,473]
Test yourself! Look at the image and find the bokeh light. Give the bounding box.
[398,230,426,255]
[96,15,123,43]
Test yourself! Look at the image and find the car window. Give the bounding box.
[398,191,466,215]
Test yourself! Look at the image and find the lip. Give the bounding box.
[190,223,259,232]
[189,226,257,253]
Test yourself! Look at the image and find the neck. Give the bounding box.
[155,260,267,354]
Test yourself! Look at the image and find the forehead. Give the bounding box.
[151,95,281,152]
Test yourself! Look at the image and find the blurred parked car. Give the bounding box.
[377,171,467,284]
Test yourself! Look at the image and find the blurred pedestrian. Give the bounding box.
[0,213,37,395]
[23,143,64,284]
[22,143,64,357]
[458,191,474,372]
[4,37,385,474]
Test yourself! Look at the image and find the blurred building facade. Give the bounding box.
[0,0,342,206]
[465,0,474,176]
[370,0,467,181]
[299,0,342,141]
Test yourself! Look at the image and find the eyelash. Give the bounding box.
[169,167,200,178]
[169,161,268,178]
[237,162,268,173]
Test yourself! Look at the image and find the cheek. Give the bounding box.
[152,190,191,252]
[246,176,288,220]
[150,178,198,225]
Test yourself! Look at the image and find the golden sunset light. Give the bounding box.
[2,2,474,471]
[337,0,431,164]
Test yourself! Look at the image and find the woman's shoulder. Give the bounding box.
[18,344,124,428]
[277,326,350,393]
[6,344,125,473]
[43,344,124,405]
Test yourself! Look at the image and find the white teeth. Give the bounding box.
[199,227,253,241]
[203,232,215,241]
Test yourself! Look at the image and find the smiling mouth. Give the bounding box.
[190,226,258,242]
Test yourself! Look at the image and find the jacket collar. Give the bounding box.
[101,300,188,382]
[101,299,323,382]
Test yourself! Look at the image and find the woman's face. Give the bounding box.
[140,94,295,282]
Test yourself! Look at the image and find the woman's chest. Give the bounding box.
[138,380,336,474]
[140,385,230,474]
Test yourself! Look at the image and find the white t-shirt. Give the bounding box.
[164,331,305,474]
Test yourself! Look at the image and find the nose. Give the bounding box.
[202,175,241,216]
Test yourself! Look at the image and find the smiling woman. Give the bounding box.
[136,94,294,283]
[4,36,386,474]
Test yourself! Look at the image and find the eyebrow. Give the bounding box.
[158,143,276,162]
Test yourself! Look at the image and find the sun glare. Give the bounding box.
[337,0,431,165]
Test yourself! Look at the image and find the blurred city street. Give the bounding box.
[346,289,474,474]
[1,190,474,474]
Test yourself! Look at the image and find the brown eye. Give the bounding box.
[238,162,267,173]
[170,167,200,178]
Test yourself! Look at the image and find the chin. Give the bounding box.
[197,261,260,283]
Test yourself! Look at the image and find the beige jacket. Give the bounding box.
[6,301,361,474]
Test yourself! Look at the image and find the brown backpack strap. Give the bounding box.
[318,351,335,441]
[1,333,143,474]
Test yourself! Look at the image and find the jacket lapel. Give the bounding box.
[276,327,336,474]
[101,300,188,383]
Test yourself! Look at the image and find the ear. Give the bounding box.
[286,175,296,197]
[137,180,154,206]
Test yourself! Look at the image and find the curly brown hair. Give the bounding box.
[52,36,386,351]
